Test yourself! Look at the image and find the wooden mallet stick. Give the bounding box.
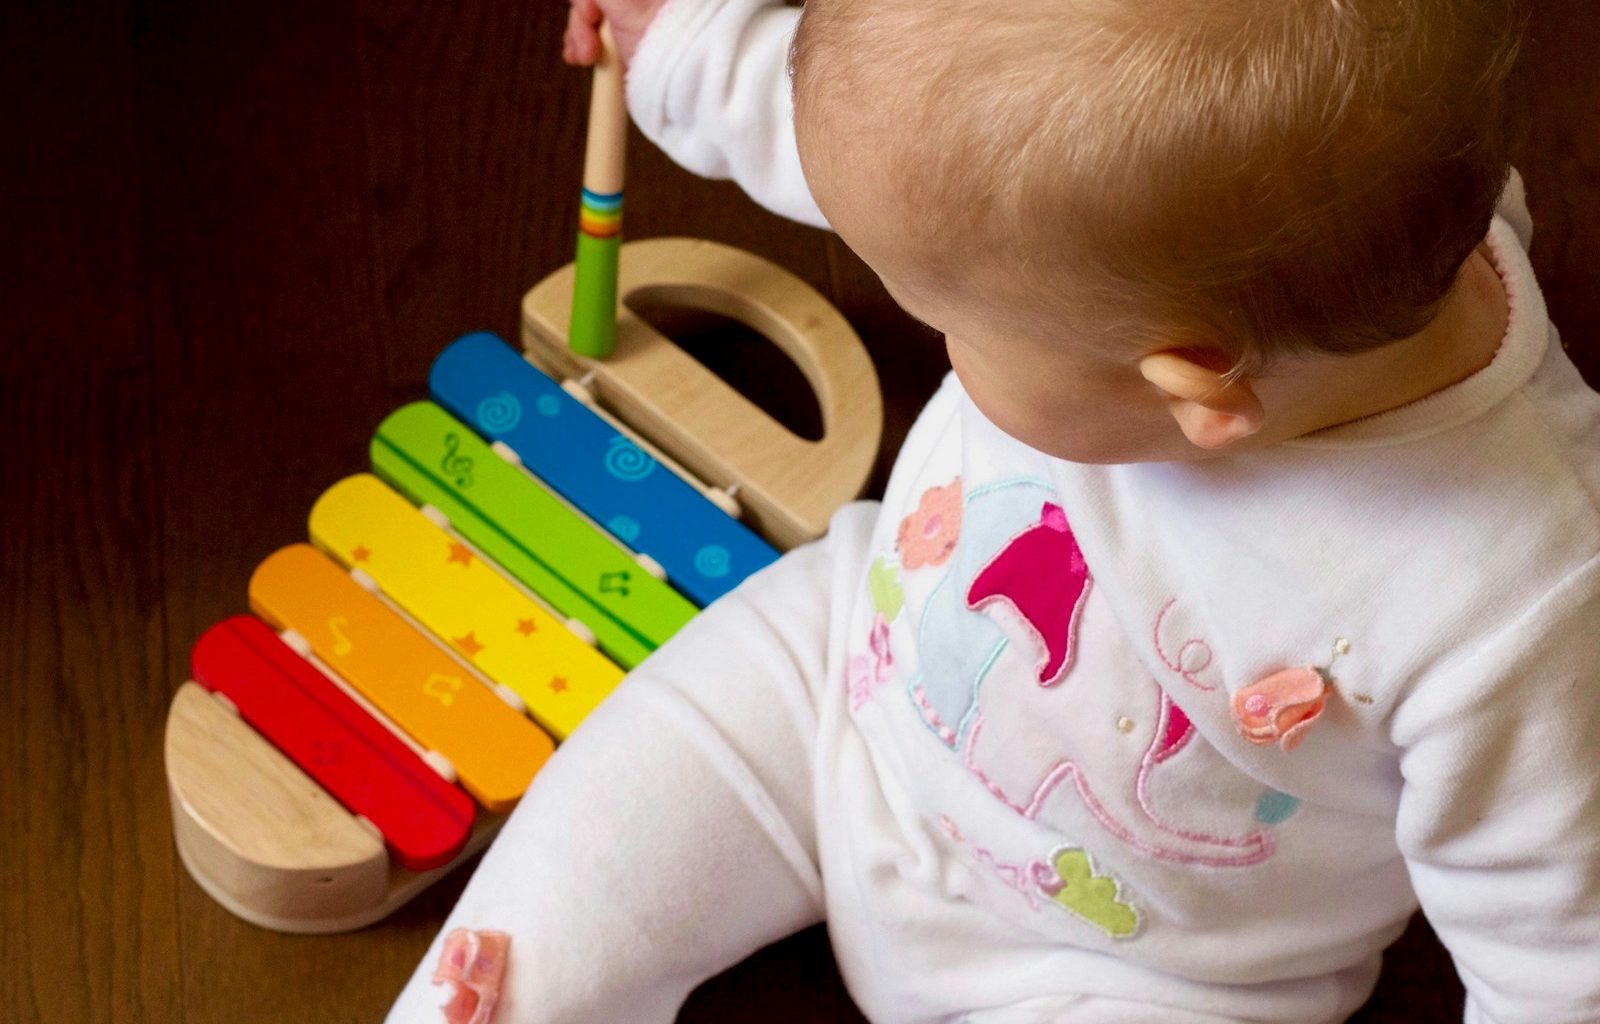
[568,21,628,358]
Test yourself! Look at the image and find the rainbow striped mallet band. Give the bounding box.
[568,187,623,358]
[578,187,622,238]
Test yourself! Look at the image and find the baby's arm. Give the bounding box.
[565,0,826,228]
[1392,557,1600,1024]
[386,503,875,1023]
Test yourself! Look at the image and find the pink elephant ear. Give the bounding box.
[966,502,1091,686]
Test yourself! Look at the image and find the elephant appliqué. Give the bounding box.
[899,478,1273,869]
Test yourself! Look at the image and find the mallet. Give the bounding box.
[568,21,627,358]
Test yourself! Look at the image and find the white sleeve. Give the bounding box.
[625,0,828,229]
[1391,555,1600,1024]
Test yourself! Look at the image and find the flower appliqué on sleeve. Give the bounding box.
[849,558,904,711]
[1230,639,1350,752]
[848,612,896,711]
[897,478,962,570]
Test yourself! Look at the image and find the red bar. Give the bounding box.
[191,615,474,871]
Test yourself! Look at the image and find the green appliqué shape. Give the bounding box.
[869,557,904,621]
[1047,847,1140,939]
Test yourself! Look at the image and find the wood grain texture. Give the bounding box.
[3,3,184,1022]
[2,0,1595,1020]
[0,369,183,1024]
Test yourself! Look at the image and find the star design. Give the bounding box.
[447,542,474,567]
[351,545,371,563]
[549,676,569,694]
[515,618,537,637]
[453,632,485,657]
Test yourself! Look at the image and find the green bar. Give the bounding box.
[568,230,620,358]
[370,402,698,670]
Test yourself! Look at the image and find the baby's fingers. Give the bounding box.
[562,0,603,65]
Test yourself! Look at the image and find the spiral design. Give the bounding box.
[476,392,523,434]
[607,515,642,544]
[694,545,731,579]
[536,394,562,418]
[603,437,654,482]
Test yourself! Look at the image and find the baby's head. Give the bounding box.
[790,0,1522,462]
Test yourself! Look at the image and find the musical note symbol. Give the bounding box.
[440,433,474,488]
[328,616,353,656]
[423,673,463,707]
[599,570,631,598]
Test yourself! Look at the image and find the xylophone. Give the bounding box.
[164,241,883,933]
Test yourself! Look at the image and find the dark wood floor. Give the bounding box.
[3,2,1595,1022]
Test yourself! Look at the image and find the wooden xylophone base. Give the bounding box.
[172,793,506,936]
[167,682,508,934]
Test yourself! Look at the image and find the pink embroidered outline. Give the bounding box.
[910,682,958,745]
[961,697,1274,868]
[937,815,1145,938]
[937,814,1050,910]
[1152,598,1217,691]
[1127,694,1273,861]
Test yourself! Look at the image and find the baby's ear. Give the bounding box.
[1139,350,1264,451]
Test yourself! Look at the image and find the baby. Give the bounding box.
[392,0,1600,1021]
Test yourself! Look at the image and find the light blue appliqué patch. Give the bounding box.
[1254,789,1301,824]
[909,477,1056,749]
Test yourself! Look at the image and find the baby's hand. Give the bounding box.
[562,0,667,68]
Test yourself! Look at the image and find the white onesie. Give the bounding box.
[387,2,1600,1021]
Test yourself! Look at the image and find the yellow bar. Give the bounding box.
[308,475,624,739]
[248,543,552,813]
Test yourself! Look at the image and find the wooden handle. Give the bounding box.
[582,22,626,197]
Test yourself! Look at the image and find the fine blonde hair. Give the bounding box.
[791,0,1523,373]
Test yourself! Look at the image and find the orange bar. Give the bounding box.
[249,544,552,813]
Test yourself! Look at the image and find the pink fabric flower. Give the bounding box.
[433,929,509,1024]
[898,479,963,570]
[847,613,895,710]
[1231,667,1329,751]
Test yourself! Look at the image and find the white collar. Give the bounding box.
[1282,215,1549,450]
